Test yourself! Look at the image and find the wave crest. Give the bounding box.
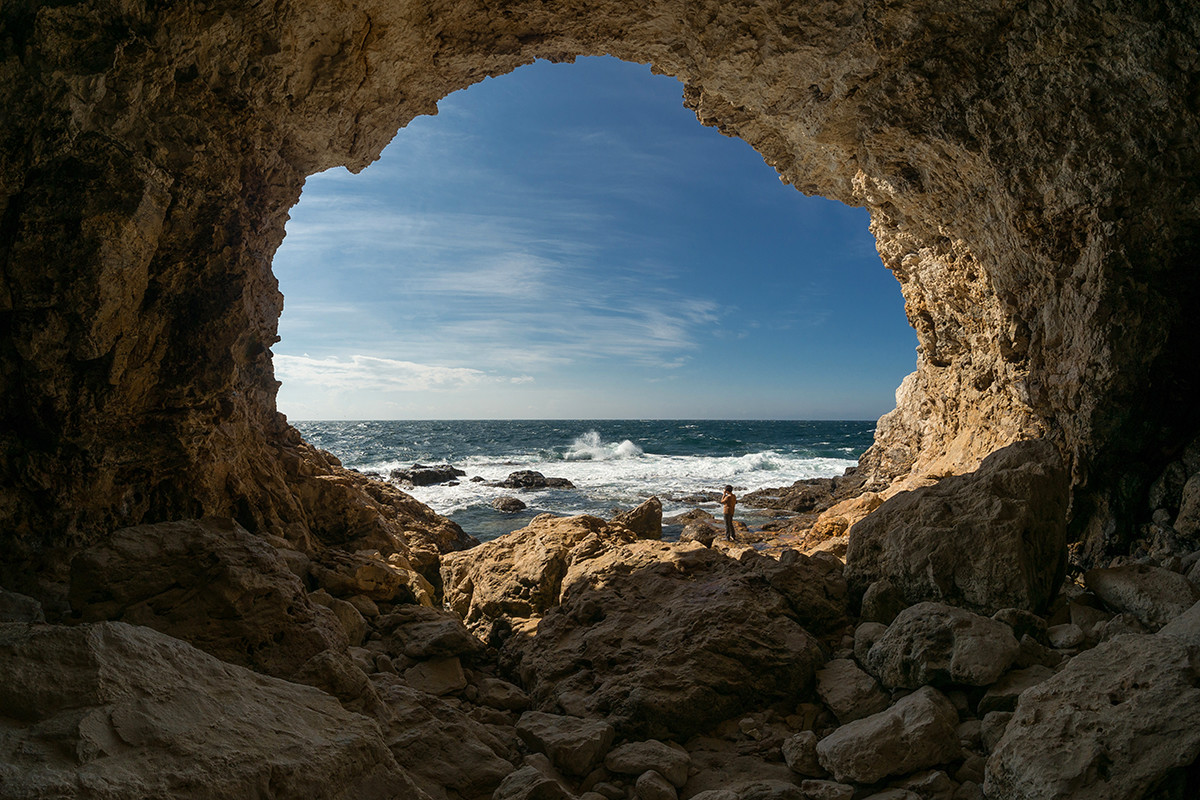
[564,431,644,461]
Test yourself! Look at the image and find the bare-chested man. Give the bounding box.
[720,485,737,542]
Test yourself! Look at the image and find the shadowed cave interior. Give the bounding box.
[2,1,1200,798]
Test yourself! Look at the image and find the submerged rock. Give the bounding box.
[390,464,467,486]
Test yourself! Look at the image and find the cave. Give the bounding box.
[2,1,1200,798]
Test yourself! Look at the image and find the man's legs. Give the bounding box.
[724,512,735,541]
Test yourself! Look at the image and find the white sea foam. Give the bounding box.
[563,430,644,461]
[379,438,855,519]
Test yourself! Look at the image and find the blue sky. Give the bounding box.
[272,57,917,420]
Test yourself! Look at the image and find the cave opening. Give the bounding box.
[268,55,919,541]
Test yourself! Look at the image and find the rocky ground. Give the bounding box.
[4,436,1200,799]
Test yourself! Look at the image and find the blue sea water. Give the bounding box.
[294,420,876,541]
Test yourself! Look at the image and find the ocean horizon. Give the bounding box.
[294,419,877,541]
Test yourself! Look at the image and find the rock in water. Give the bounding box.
[984,634,1200,800]
[846,440,1069,614]
[0,621,423,800]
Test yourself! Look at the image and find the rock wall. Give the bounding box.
[2,0,1199,573]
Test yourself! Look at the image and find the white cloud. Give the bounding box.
[273,354,486,392]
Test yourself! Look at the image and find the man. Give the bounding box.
[720,485,737,542]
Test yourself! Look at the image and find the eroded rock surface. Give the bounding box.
[984,634,1200,800]
[846,440,1069,614]
[0,621,421,800]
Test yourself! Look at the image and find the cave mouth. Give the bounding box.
[2,0,1195,575]
[270,55,917,423]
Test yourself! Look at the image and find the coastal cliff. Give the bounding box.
[2,0,1200,798]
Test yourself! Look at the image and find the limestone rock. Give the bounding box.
[816,686,962,784]
[1174,473,1200,538]
[440,514,623,623]
[516,711,615,777]
[635,769,677,800]
[605,740,690,787]
[312,548,434,606]
[1157,599,1200,646]
[0,588,44,624]
[68,518,346,679]
[864,602,1020,689]
[404,656,467,696]
[1083,563,1200,629]
[977,665,1054,715]
[815,658,890,724]
[846,440,1069,614]
[680,521,718,547]
[493,766,573,800]
[371,674,515,799]
[1046,623,1085,649]
[374,604,484,660]
[506,541,827,738]
[798,780,854,800]
[310,588,367,647]
[984,634,1200,800]
[612,496,664,539]
[0,621,423,800]
[781,731,824,777]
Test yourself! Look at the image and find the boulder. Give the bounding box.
[612,496,664,539]
[815,658,890,724]
[816,686,962,784]
[860,578,907,624]
[605,740,690,787]
[976,665,1055,715]
[781,732,824,777]
[1173,472,1200,538]
[635,770,677,800]
[441,514,625,623]
[864,602,1020,689]
[984,634,1200,799]
[679,521,718,547]
[0,588,44,624]
[0,621,423,800]
[373,604,484,659]
[516,711,615,777]
[846,440,1069,614]
[507,541,828,738]
[68,518,346,679]
[494,496,528,513]
[1157,598,1200,646]
[497,471,576,489]
[492,766,573,800]
[311,548,434,606]
[371,674,515,799]
[1083,563,1200,629]
[390,464,466,486]
[404,656,467,695]
[798,780,854,800]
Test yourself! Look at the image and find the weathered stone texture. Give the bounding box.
[2,0,1198,581]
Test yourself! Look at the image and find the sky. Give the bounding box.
[271,56,917,421]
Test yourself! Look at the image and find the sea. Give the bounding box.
[294,420,876,542]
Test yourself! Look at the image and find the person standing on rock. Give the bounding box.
[720,485,738,542]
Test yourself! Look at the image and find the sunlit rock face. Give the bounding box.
[1,0,1197,576]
